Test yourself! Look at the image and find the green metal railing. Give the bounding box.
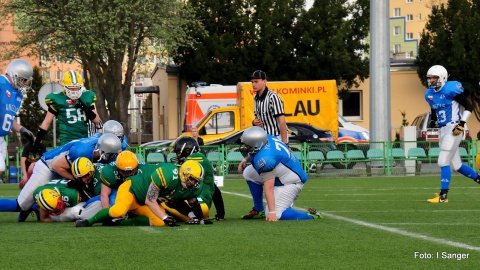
[5,139,478,182]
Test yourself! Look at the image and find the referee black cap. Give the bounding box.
[248,70,268,80]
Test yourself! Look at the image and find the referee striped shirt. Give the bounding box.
[254,86,285,136]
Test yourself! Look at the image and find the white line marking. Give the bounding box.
[223,191,480,252]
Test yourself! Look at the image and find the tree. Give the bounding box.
[0,0,203,135]
[292,0,370,91]
[175,0,370,91]
[415,0,480,120]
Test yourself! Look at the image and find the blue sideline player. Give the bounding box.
[424,65,480,203]
[240,126,322,221]
[0,59,35,180]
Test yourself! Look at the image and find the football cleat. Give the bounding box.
[75,219,91,227]
[307,208,324,219]
[427,193,448,203]
[241,208,265,219]
[17,208,40,222]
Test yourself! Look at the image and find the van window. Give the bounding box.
[205,111,235,135]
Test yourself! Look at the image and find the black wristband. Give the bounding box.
[33,128,47,149]
[84,107,97,121]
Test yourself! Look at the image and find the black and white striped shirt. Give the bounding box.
[254,86,285,136]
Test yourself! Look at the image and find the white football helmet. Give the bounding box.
[241,126,268,154]
[426,65,448,90]
[5,59,33,94]
[103,120,124,142]
[95,133,122,163]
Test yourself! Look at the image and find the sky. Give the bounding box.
[306,0,314,10]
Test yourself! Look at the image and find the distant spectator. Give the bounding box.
[190,127,204,146]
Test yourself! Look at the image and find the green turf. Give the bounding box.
[1,176,479,269]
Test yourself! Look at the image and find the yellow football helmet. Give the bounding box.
[71,157,95,182]
[36,188,66,216]
[116,150,139,178]
[179,160,204,190]
[63,70,85,99]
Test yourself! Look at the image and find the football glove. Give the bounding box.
[163,215,179,227]
[452,121,465,136]
[185,218,213,225]
[74,99,97,120]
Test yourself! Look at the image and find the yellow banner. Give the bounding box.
[238,80,338,138]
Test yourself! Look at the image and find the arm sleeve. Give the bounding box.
[430,108,437,122]
[453,92,473,112]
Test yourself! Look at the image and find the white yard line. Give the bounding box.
[223,191,480,252]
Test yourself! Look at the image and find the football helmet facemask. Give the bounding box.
[173,137,200,164]
[179,160,204,190]
[426,65,448,90]
[116,150,139,179]
[5,59,33,94]
[36,188,66,216]
[71,157,95,182]
[95,133,122,163]
[63,70,85,99]
[241,126,268,154]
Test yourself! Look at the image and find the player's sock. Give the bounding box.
[456,164,479,181]
[279,208,311,220]
[440,166,451,190]
[120,216,150,226]
[0,199,19,212]
[439,189,449,200]
[87,207,111,225]
[246,181,264,211]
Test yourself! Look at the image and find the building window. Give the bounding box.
[406,33,413,40]
[406,14,413,21]
[418,32,422,39]
[394,8,401,17]
[394,26,401,36]
[42,71,51,82]
[56,70,62,81]
[394,44,401,53]
[339,91,362,120]
[406,0,413,3]
[418,13,422,20]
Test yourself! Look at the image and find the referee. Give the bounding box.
[238,70,289,220]
[250,70,288,144]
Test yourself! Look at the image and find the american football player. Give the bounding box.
[75,160,205,227]
[162,136,224,223]
[424,65,480,203]
[0,59,35,183]
[30,70,101,153]
[0,133,122,221]
[241,126,322,221]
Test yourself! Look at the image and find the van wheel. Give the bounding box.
[332,143,357,169]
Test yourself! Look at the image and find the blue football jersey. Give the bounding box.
[250,134,308,184]
[42,136,99,174]
[0,75,24,136]
[425,81,464,127]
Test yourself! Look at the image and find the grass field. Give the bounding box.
[1,175,480,269]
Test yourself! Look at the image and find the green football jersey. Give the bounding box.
[127,163,202,204]
[33,179,81,208]
[45,90,97,145]
[100,163,152,190]
[185,152,215,207]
